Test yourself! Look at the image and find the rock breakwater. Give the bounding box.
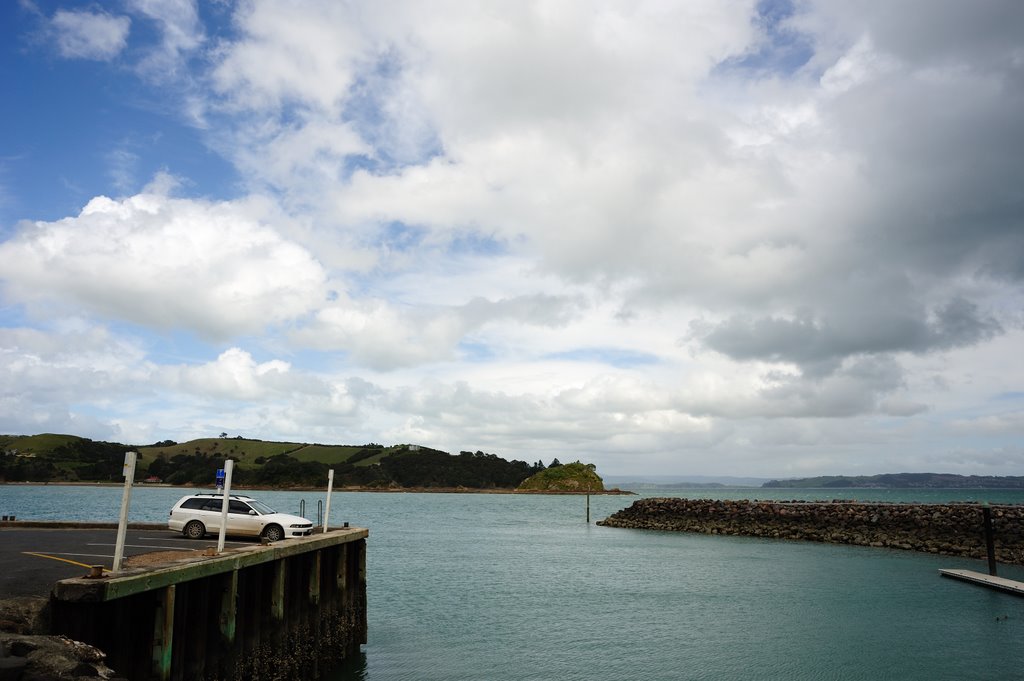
[598,498,1024,565]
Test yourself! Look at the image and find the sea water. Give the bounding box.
[2,485,1023,680]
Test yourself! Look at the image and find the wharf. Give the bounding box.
[1,522,368,680]
[939,569,1024,597]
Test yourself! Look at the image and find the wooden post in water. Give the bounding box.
[586,488,590,524]
[982,505,997,576]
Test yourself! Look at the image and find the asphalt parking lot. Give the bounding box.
[0,526,258,598]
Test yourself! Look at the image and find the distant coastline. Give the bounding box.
[763,472,1024,489]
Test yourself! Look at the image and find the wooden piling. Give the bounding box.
[219,568,238,643]
[983,506,997,576]
[151,585,175,681]
[50,528,368,681]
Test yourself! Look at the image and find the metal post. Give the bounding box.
[112,451,137,572]
[217,460,234,554]
[983,505,997,576]
[323,469,335,533]
[586,491,590,524]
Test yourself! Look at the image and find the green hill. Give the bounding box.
[0,433,133,481]
[0,434,542,490]
[517,461,604,492]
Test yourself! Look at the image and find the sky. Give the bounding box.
[1,0,1023,478]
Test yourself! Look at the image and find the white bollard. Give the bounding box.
[112,451,137,572]
[323,469,334,533]
[217,459,234,554]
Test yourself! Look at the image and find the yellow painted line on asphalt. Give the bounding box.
[22,552,104,571]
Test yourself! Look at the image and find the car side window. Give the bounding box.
[228,500,253,515]
[181,498,207,510]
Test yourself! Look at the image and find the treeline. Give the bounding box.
[144,448,547,489]
[0,439,132,482]
[376,450,542,488]
[1,435,556,489]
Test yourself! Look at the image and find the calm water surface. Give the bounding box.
[2,485,1023,680]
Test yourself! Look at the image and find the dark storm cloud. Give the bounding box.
[687,0,1023,376]
[827,61,1024,282]
[694,297,1001,367]
[806,0,1024,67]
[799,0,1024,287]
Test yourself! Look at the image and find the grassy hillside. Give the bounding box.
[137,438,305,470]
[1,433,133,481]
[1,434,542,489]
[0,433,85,454]
[287,444,398,468]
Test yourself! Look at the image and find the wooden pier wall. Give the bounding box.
[49,529,367,681]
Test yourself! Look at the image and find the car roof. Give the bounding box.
[179,492,256,501]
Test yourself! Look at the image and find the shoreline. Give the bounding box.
[0,481,635,495]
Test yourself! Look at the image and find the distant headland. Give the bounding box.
[762,473,1024,489]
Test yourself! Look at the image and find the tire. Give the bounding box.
[183,520,206,539]
[262,524,284,542]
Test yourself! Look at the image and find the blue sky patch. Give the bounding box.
[458,341,495,362]
[447,231,508,257]
[715,0,814,78]
[545,347,661,368]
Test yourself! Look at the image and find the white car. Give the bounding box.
[168,493,315,541]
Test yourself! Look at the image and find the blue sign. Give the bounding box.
[215,468,225,489]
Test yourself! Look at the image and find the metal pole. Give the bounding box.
[586,488,590,524]
[323,469,334,533]
[217,459,234,554]
[983,505,997,576]
[112,451,137,572]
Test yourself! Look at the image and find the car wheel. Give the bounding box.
[262,524,284,542]
[183,520,206,539]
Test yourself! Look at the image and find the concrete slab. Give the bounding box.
[939,569,1024,597]
[0,524,251,598]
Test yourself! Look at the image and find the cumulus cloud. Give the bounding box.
[0,324,150,400]
[162,347,296,401]
[50,9,131,61]
[0,323,152,440]
[0,186,328,339]
[201,0,1023,348]
[212,1,371,114]
[293,293,578,370]
[128,0,204,79]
